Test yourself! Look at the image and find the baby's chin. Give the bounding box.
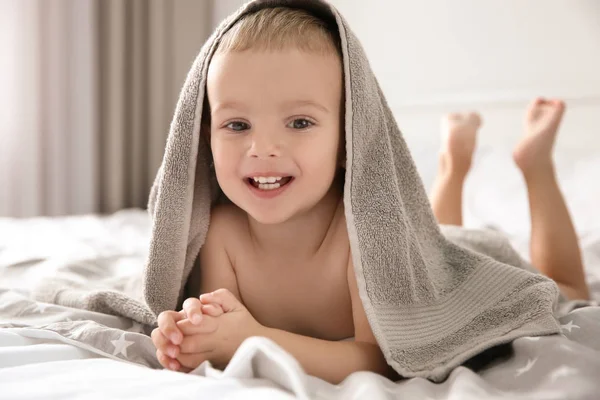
[242,203,300,226]
[247,211,292,226]
[238,196,319,226]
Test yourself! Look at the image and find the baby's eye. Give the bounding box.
[225,121,250,132]
[287,118,314,130]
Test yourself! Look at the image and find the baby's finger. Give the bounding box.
[156,349,180,371]
[177,315,219,335]
[201,303,224,317]
[182,297,204,325]
[151,328,179,358]
[179,333,218,354]
[200,289,241,313]
[157,310,184,345]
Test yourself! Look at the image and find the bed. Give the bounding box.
[1,148,599,399]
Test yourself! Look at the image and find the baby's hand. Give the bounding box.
[151,298,224,372]
[182,296,226,326]
[151,309,187,371]
[174,289,263,372]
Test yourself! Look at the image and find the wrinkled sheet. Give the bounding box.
[1,209,600,399]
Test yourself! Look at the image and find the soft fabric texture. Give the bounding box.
[33,0,568,382]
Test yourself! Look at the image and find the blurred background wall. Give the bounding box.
[0,0,598,218]
[329,0,600,189]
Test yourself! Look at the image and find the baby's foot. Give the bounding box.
[440,112,481,175]
[513,98,565,174]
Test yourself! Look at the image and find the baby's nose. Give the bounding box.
[248,132,281,158]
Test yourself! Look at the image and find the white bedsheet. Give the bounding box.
[0,333,302,400]
[4,329,598,400]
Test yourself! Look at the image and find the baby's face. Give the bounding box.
[206,49,343,224]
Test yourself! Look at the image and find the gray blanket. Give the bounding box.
[28,0,592,382]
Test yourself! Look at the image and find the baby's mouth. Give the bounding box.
[246,176,293,190]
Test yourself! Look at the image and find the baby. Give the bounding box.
[150,7,393,384]
[150,6,590,384]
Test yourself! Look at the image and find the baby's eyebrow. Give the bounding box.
[212,101,247,114]
[282,100,329,113]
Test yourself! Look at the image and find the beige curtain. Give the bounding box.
[97,0,212,214]
[98,0,215,214]
[0,0,211,217]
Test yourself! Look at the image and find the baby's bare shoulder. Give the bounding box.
[193,204,247,296]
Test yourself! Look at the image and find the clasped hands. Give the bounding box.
[151,289,262,372]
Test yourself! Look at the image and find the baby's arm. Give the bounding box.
[152,207,241,371]
[178,208,241,324]
[257,258,395,384]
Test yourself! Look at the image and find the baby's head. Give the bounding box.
[205,7,344,224]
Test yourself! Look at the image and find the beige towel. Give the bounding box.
[36,0,562,382]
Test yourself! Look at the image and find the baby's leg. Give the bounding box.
[430,112,481,226]
[513,98,590,300]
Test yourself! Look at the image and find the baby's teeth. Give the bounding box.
[258,183,281,190]
[253,176,282,183]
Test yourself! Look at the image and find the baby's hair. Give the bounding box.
[215,6,342,57]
